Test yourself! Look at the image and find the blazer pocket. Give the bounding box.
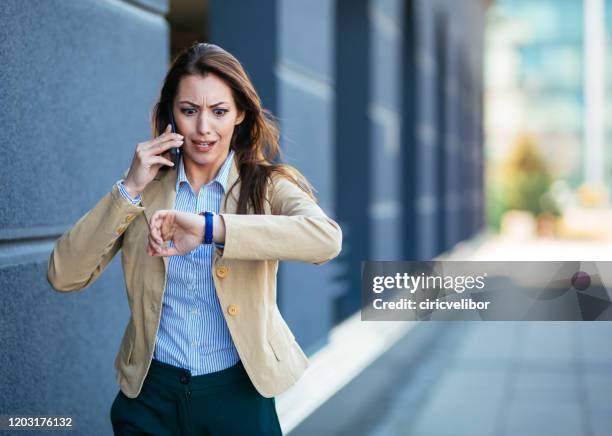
[126,338,135,365]
[120,322,136,365]
[267,331,286,362]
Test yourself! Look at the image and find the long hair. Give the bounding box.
[150,42,316,214]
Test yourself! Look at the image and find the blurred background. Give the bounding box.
[1,0,611,435]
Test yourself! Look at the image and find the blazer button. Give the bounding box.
[227,305,239,316]
[216,266,229,278]
[116,224,127,235]
[124,214,136,224]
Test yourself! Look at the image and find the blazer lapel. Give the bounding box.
[220,153,240,215]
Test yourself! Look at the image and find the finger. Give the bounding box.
[152,129,183,145]
[149,233,166,253]
[148,234,162,252]
[144,138,184,157]
[156,245,180,257]
[138,132,182,154]
[147,245,157,256]
[154,230,163,246]
[151,209,168,225]
[147,155,175,168]
[147,236,160,256]
[137,133,182,154]
[149,215,160,236]
[152,211,172,244]
[160,215,175,241]
[149,218,164,245]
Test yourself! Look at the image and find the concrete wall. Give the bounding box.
[0,0,168,434]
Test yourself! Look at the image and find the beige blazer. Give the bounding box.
[47,155,342,398]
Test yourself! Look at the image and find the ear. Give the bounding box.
[235,109,245,126]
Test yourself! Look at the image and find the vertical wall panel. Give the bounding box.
[369,0,404,261]
[211,0,343,353]
[335,0,371,320]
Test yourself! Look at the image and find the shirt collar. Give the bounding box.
[176,149,235,193]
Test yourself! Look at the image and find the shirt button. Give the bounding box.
[227,304,239,316]
[216,266,229,278]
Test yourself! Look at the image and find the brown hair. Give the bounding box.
[150,42,316,214]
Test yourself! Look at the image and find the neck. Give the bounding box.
[182,153,228,192]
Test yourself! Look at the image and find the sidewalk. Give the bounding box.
[289,235,612,436]
[371,322,612,436]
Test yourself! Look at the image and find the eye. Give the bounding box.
[213,109,228,117]
[180,108,197,116]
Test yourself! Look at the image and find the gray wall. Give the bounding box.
[406,0,485,260]
[1,0,168,434]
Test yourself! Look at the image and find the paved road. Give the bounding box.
[292,238,612,436]
[291,322,612,436]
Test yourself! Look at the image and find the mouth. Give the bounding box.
[192,140,217,153]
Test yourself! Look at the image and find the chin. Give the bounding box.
[184,146,228,166]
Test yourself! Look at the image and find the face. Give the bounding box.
[173,73,244,172]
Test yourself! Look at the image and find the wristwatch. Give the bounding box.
[198,211,214,244]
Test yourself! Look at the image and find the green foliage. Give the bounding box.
[486,133,557,230]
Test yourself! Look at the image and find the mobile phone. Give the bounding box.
[167,102,181,160]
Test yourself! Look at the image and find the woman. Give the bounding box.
[47,42,342,435]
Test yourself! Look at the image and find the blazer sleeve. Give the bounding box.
[219,174,342,265]
[47,184,145,292]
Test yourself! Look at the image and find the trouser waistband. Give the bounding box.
[146,359,248,391]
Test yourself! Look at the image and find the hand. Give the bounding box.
[124,124,184,197]
[147,210,204,257]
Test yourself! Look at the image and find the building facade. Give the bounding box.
[0,0,485,432]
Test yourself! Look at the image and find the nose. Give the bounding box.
[197,110,212,135]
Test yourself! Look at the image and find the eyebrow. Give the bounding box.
[178,100,229,108]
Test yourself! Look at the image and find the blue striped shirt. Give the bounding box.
[117,150,240,375]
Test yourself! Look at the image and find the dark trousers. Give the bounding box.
[110,359,283,435]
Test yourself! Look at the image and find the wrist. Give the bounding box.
[212,214,226,244]
[123,180,143,198]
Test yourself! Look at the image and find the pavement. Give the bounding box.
[289,236,612,436]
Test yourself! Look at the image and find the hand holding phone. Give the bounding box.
[123,123,184,197]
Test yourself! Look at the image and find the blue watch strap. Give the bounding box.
[199,211,214,244]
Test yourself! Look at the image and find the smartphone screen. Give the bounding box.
[167,102,180,160]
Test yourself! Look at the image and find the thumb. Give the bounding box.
[159,245,180,257]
